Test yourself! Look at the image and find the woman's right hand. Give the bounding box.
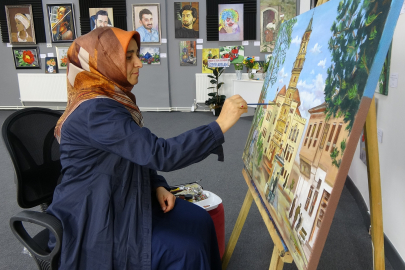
[215,95,248,133]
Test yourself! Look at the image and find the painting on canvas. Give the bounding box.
[47,4,76,43]
[5,5,36,44]
[218,4,244,41]
[375,43,392,96]
[242,0,401,268]
[174,2,199,38]
[202,48,219,73]
[260,0,296,53]
[179,41,197,66]
[12,47,40,69]
[45,57,58,73]
[132,4,161,45]
[139,47,160,65]
[55,46,69,70]
[89,8,113,30]
[219,46,244,63]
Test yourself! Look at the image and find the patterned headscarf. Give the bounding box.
[54,27,143,142]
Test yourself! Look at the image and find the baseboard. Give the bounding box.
[0,106,196,112]
[345,176,405,270]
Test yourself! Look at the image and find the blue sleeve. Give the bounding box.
[87,99,225,172]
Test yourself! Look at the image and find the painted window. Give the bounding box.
[313,122,323,147]
[331,123,343,152]
[305,186,314,211]
[309,190,319,216]
[304,125,312,146]
[294,129,299,143]
[263,127,267,138]
[319,123,330,149]
[325,123,336,152]
[308,123,317,148]
[284,121,289,133]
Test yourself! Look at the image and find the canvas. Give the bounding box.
[133,4,161,45]
[12,47,40,69]
[241,0,402,268]
[179,41,197,66]
[376,43,392,95]
[174,2,199,38]
[47,4,76,43]
[55,47,69,70]
[202,48,219,73]
[5,5,36,44]
[139,47,160,65]
[219,46,244,63]
[45,57,58,73]
[260,0,297,53]
[218,4,244,41]
[89,8,113,31]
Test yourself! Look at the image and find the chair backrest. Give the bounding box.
[2,108,62,209]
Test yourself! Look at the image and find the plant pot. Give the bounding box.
[214,106,222,116]
[235,70,242,80]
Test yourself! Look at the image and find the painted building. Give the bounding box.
[289,102,349,261]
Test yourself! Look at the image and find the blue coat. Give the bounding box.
[47,98,225,269]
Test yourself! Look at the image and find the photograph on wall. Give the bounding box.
[55,46,69,70]
[375,43,392,96]
[45,57,58,73]
[218,4,244,41]
[12,47,40,69]
[174,2,199,38]
[89,8,113,31]
[47,4,76,43]
[139,47,160,65]
[179,41,197,66]
[260,0,297,53]
[241,0,399,268]
[219,45,244,63]
[5,5,36,44]
[202,48,219,73]
[132,4,161,45]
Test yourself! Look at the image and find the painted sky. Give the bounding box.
[263,3,340,121]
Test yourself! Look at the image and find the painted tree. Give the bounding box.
[324,0,391,134]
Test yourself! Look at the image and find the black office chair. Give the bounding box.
[2,108,63,270]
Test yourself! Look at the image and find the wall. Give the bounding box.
[0,0,307,108]
[348,12,405,263]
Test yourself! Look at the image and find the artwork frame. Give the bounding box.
[219,45,245,63]
[132,3,161,45]
[218,4,244,41]
[89,8,114,31]
[139,47,161,65]
[241,0,401,267]
[174,2,199,38]
[179,41,197,66]
[45,57,58,73]
[55,46,69,70]
[46,3,77,43]
[5,5,36,45]
[12,47,41,69]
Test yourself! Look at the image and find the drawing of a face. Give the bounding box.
[96,15,109,28]
[15,18,25,32]
[57,7,66,20]
[140,14,153,30]
[181,10,195,28]
[225,17,235,27]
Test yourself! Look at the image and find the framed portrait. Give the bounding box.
[179,41,196,66]
[174,2,199,38]
[89,8,114,31]
[139,47,160,65]
[55,46,69,70]
[47,4,76,43]
[132,4,161,45]
[45,57,58,73]
[12,47,40,69]
[218,4,244,41]
[5,5,36,45]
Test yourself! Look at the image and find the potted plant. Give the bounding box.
[234,63,244,80]
[243,56,256,79]
[205,67,226,116]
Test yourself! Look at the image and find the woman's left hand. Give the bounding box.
[156,186,176,213]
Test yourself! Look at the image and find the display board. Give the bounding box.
[241,0,402,268]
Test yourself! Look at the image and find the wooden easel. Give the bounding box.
[221,96,385,270]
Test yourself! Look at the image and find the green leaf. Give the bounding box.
[207,87,215,89]
[207,75,215,79]
[348,84,358,99]
[210,80,217,84]
[369,26,377,40]
[208,92,216,96]
[365,12,380,27]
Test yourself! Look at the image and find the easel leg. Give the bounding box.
[222,190,253,270]
[364,96,385,270]
[269,247,284,270]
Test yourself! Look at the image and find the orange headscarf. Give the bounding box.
[54,27,143,142]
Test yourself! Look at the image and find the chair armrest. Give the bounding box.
[10,210,62,262]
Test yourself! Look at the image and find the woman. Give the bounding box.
[11,13,33,42]
[47,27,247,269]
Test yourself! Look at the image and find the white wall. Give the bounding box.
[348,13,405,262]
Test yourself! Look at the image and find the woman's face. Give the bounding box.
[15,18,25,32]
[57,7,66,20]
[126,38,143,85]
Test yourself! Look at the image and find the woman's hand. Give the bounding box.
[216,95,248,133]
[156,186,176,213]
